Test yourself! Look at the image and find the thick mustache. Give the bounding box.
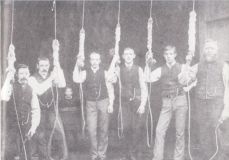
[41,70,48,73]
[19,78,28,82]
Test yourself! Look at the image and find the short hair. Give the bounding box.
[123,47,135,55]
[90,52,101,58]
[37,56,50,64]
[164,45,177,54]
[16,64,29,72]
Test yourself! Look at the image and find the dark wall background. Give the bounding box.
[10,0,194,85]
[1,1,201,158]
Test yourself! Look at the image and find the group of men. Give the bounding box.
[1,38,229,160]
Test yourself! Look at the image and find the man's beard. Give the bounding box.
[18,78,28,84]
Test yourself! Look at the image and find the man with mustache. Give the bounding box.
[1,45,40,160]
[73,52,114,160]
[144,45,190,160]
[28,39,67,160]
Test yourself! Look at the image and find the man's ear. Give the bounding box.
[133,54,136,59]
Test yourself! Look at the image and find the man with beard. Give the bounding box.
[190,39,229,159]
[73,52,114,160]
[144,45,190,160]
[114,47,148,160]
[1,45,40,160]
[28,40,67,160]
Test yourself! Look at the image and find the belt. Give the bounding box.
[162,88,184,98]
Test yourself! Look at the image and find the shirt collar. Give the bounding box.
[125,62,134,69]
[166,61,176,69]
[91,66,99,73]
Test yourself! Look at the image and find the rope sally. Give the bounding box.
[78,0,86,137]
[114,0,124,139]
[146,0,154,147]
[187,0,196,159]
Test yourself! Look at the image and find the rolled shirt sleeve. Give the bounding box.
[1,78,13,101]
[138,67,148,108]
[30,91,41,132]
[105,71,115,106]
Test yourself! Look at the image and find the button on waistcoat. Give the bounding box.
[13,82,32,123]
[161,63,183,96]
[120,64,140,100]
[84,68,108,101]
[196,61,224,99]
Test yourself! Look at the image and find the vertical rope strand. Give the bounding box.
[187,84,193,160]
[81,0,85,29]
[192,0,196,11]
[150,0,153,18]
[10,0,15,44]
[12,88,28,160]
[117,0,121,24]
[53,0,57,39]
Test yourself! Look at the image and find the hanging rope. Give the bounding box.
[8,0,28,159]
[12,87,28,160]
[81,0,85,29]
[145,0,154,148]
[208,123,221,160]
[187,0,196,159]
[186,81,193,160]
[79,80,85,137]
[77,0,86,137]
[47,86,68,160]
[188,0,196,57]
[52,0,57,39]
[49,1,68,159]
[10,0,15,44]
[146,83,153,147]
[113,0,124,139]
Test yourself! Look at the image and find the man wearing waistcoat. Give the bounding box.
[28,40,67,160]
[145,45,189,160]
[73,52,114,160]
[190,39,229,159]
[1,45,40,160]
[113,48,148,160]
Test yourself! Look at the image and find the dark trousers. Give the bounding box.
[196,98,224,159]
[5,121,31,160]
[31,110,68,160]
[122,98,145,157]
